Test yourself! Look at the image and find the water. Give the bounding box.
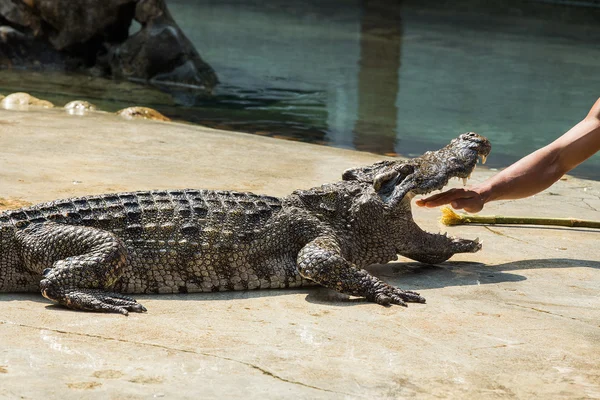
[2,0,600,179]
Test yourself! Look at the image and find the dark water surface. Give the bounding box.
[2,0,600,179]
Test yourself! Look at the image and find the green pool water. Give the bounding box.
[2,0,599,179]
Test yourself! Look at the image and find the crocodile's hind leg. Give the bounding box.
[16,222,146,314]
[297,237,426,306]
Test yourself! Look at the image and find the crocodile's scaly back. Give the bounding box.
[0,189,283,237]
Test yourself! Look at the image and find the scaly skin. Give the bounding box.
[0,133,491,314]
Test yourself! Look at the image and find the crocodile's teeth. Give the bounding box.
[481,155,487,164]
[462,178,468,186]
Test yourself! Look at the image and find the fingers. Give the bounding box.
[415,188,484,213]
[416,188,473,207]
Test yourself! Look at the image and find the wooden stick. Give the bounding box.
[439,206,600,229]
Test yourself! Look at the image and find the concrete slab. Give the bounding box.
[0,108,599,399]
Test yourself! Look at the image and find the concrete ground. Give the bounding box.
[0,108,599,399]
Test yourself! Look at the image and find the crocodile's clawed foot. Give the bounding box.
[63,289,147,315]
[41,281,146,315]
[371,284,426,307]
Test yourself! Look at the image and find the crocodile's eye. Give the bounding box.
[398,165,414,175]
[342,169,357,181]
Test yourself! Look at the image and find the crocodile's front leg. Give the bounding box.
[16,222,146,315]
[297,237,426,306]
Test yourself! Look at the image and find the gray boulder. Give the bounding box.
[0,0,218,94]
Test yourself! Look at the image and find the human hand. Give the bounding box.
[415,188,485,213]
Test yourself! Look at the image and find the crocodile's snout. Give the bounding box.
[457,132,491,161]
[341,132,491,206]
[405,132,491,196]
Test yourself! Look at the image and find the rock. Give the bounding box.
[1,92,54,110]
[0,25,71,69]
[0,0,217,95]
[64,100,97,115]
[116,106,170,121]
[32,0,133,51]
[0,1,40,34]
[109,14,217,92]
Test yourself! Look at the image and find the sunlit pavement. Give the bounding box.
[1,108,598,399]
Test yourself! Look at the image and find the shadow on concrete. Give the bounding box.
[306,257,600,306]
[371,258,600,290]
[1,258,597,311]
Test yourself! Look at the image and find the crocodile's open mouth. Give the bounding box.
[342,132,492,206]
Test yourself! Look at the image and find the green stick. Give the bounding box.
[439,206,600,229]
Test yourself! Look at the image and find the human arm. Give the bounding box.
[415,97,600,213]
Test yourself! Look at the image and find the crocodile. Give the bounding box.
[0,132,491,314]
